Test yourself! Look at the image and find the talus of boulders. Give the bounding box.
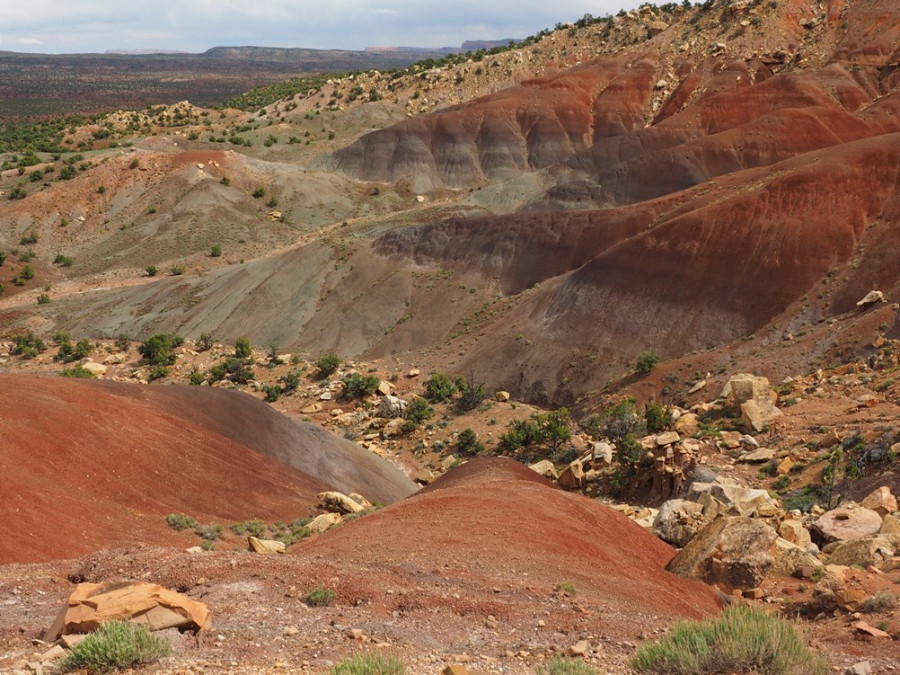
[318,491,366,514]
[652,499,708,547]
[687,481,776,518]
[666,515,777,589]
[43,581,211,642]
[248,536,286,554]
[813,503,883,543]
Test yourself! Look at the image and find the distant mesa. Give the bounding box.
[105,49,191,55]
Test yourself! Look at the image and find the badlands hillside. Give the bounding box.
[0,0,899,673]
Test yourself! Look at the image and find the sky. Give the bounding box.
[0,0,644,54]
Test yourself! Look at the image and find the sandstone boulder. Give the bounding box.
[318,491,366,514]
[778,519,812,549]
[860,486,897,517]
[723,374,776,407]
[80,361,108,378]
[814,504,882,543]
[739,448,775,463]
[557,460,584,490]
[666,516,777,589]
[43,581,211,642]
[856,290,885,308]
[378,395,407,419]
[674,412,699,436]
[653,499,707,547]
[528,459,558,480]
[248,536,286,554]
[772,537,821,577]
[825,535,896,568]
[741,398,783,433]
[592,442,613,465]
[307,512,342,534]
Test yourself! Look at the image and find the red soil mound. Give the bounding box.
[300,457,721,621]
[0,374,392,564]
[88,381,417,504]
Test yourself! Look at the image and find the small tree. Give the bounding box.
[455,376,486,413]
[315,352,340,379]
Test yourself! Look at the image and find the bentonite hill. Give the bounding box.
[1,0,899,673]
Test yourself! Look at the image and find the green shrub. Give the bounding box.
[54,253,74,267]
[210,244,222,257]
[644,402,672,434]
[61,364,96,379]
[0,250,5,266]
[165,513,197,531]
[457,428,485,455]
[12,331,46,359]
[536,656,597,675]
[404,396,434,429]
[230,519,266,537]
[21,264,34,280]
[636,350,660,374]
[138,333,184,367]
[315,352,341,378]
[252,187,266,198]
[19,230,38,245]
[330,652,405,675]
[36,293,50,304]
[57,337,92,363]
[305,585,336,607]
[169,265,184,276]
[208,356,254,384]
[423,372,457,402]
[342,372,380,399]
[234,336,253,359]
[631,605,828,675]
[145,265,158,277]
[59,619,170,672]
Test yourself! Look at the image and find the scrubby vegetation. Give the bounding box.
[59,620,171,672]
[330,652,405,675]
[631,605,828,675]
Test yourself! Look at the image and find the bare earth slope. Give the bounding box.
[0,457,722,673]
[0,374,413,564]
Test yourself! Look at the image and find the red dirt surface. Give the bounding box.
[0,457,723,674]
[0,374,385,565]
